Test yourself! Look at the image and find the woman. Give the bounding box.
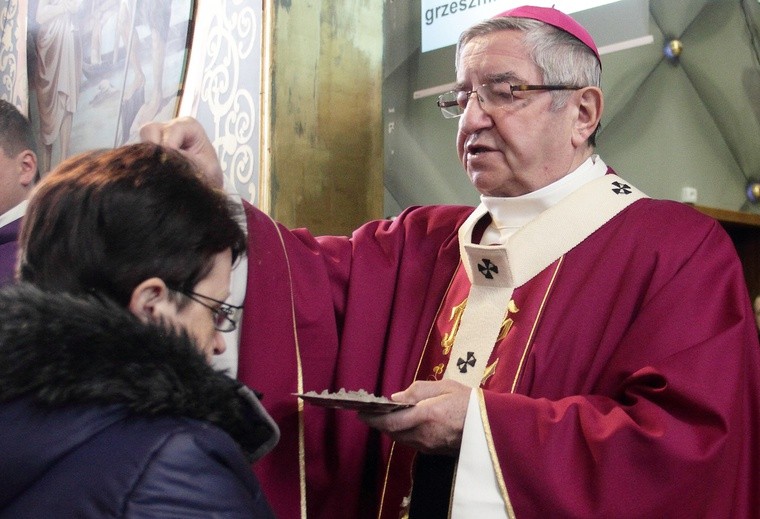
[0,143,278,517]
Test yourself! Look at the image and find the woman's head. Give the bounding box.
[18,142,247,358]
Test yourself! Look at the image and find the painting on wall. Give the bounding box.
[26,0,195,174]
[0,0,29,114]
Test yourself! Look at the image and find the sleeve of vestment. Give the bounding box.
[239,201,472,518]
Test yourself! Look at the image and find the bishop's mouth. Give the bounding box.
[466,142,496,156]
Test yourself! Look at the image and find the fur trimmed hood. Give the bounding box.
[0,283,278,461]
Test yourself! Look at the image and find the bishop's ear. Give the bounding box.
[572,86,603,147]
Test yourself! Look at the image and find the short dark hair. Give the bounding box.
[0,99,36,157]
[18,142,247,306]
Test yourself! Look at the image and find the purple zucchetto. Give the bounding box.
[495,5,601,64]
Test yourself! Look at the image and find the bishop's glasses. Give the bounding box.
[437,82,582,119]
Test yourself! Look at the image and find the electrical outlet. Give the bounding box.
[680,186,698,204]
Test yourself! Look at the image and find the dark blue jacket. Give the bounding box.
[0,285,279,518]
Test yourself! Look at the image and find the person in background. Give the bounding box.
[0,100,38,286]
[141,6,760,518]
[0,142,278,518]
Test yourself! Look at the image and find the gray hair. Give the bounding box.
[455,17,601,112]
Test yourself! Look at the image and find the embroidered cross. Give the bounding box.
[611,181,632,195]
[477,258,499,279]
[457,352,476,373]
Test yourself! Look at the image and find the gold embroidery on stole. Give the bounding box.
[441,298,520,384]
[441,299,466,355]
[481,256,564,517]
[378,263,462,519]
[496,300,520,341]
[481,358,499,386]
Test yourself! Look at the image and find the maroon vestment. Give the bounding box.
[238,195,760,518]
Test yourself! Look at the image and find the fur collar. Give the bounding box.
[0,283,278,461]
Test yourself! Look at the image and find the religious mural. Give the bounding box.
[0,0,263,202]
[0,0,29,113]
[23,0,194,174]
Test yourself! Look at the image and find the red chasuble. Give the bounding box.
[237,192,760,519]
[379,257,564,517]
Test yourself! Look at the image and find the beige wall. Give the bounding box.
[264,0,384,236]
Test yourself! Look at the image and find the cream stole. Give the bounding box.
[443,175,647,388]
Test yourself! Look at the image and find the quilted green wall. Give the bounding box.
[383,0,760,215]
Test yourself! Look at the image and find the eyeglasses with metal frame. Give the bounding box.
[436,82,583,119]
[169,288,243,333]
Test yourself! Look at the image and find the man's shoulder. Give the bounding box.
[624,198,721,230]
[610,198,733,256]
[359,204,474,247]
[392,204,474,227]
[0,216,22,241]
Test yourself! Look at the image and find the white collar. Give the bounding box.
[0,200,28,229]
[480,155,607,244]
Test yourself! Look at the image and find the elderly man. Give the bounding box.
[0,100,37,285]
[142,6,760,519]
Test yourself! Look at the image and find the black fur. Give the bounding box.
[0,283,276,460]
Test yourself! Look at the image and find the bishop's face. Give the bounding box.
[455,29,581,198]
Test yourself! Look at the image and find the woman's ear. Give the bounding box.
[571,86,603,147]
[128,277,170,323]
